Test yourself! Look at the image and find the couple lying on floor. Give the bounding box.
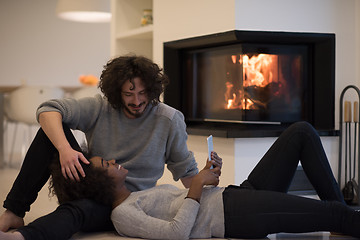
[1,121,360,240]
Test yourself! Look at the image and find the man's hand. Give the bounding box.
[58,146,89,181]
[38,111,89,181]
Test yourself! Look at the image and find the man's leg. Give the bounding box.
[245,121,344,203]
[17,199,114,240]
[1,124,81,231]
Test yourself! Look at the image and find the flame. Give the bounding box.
[231,55,237,64]
[225,86,256,110]
[225,54,279,110]
[243,54,276,87]
[227,98,234,109]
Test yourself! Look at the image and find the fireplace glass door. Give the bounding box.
[183,43,309,124]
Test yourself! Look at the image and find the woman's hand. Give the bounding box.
[186,151,222,203]
[206,151,223,170]
[186,166,221,203]
[58,146,89,181]
[196,167,221,186]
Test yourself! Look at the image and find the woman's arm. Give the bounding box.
[38,111,89,181]
[186,159,221,202]
[112,160,221,240]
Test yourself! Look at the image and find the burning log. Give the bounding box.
[244,82,282,105]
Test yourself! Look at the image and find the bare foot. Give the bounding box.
[0,210,24,232]
[0,231,25,240]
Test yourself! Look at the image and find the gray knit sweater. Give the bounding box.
[36,95,198,192]
[111,184,225,239]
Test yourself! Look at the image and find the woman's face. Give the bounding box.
[90,156,128,185]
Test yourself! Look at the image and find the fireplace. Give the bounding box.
[163,30,337,137]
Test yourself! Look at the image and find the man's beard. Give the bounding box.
[123,102,148,118]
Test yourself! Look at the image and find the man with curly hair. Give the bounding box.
[0,55,212,240]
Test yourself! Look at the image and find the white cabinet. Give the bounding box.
[111,0,153,59]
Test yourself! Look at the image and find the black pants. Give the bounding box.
[3,125,114,240]
[223,121,359,238]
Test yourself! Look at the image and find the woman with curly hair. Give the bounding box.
[48,153,116,207]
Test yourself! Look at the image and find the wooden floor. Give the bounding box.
[0,167,358,240]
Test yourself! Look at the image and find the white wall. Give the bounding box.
[154,0,360,187]
[153,0,236,66]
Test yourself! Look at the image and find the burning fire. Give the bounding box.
[225,54,280,110]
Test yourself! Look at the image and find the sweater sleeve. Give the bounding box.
[111,198,200,240]
[36,95,103,131]
[165,110,198,181]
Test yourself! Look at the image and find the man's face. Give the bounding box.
[121,77,149,119]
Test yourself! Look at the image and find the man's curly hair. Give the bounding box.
[99,55,169,110]
[48,154,116,206]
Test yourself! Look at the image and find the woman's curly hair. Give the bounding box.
[48,154,116,206]
[99,55,169,110]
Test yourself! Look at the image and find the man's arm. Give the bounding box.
[38,111,89,181]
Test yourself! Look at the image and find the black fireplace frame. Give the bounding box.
[163,30,337,137]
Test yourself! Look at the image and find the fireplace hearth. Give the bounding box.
[163,30,338,138]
